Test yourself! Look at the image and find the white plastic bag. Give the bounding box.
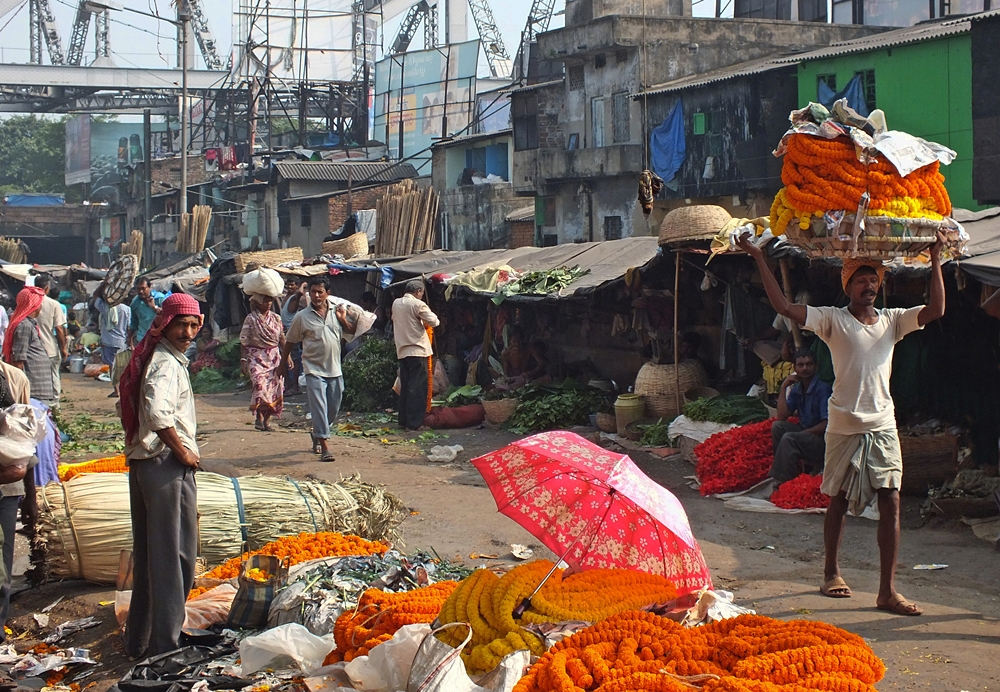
[0,404,47,465]
[242,268,284,298]
[239,623,335,676]
[426,445,464,463]
[343,624,430,692]
[328,296,376,343]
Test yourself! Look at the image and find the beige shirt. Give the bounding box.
[391,293,440,359]
[285,301,344,378]
[37,297,66,359]
[805,305,923,435]
[125,341,199,460]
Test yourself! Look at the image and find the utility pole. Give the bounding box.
[144,109,152,268]
[179,5,190,238]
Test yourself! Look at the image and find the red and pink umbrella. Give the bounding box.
[472,430,712,597]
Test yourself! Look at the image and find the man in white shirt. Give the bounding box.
[738,232,946,617]
[391,280,440,431]
[278,276,354,462]
[118,293,202,658]
[32,276,67,403]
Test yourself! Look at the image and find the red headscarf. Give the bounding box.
[119,293,203,445]
[2,286,45,363]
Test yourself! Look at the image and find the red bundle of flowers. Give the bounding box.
[771,473,830,510]
[695,419,781,496]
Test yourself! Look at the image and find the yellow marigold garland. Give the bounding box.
[199,532,387,580]
[436,561,678,675]
[512,611,884,692]
[57,454,127,481]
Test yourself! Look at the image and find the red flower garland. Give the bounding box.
[771,473,830,510]
[694,418,797,496]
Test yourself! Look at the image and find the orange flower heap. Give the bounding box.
[436,561,678,675]
[324,582,458,664]
[200,532,388,580]
[770,134,951,236]
[57,454,127,481]
[512,612,884,692]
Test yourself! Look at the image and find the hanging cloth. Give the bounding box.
[650,99,686,183]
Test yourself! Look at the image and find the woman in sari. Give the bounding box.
[240,294,287,431]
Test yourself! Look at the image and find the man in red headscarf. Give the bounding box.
[117,293,202,658]
[738,232,947,618]
[3,286,55,405]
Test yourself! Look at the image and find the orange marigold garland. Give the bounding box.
[512,611,884,692]
[323,582,458,664]
[57,454,127,481]
[199,532,388,580]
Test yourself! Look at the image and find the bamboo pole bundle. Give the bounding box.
[192,205,212,252]
[373,180,440,257]
[121,230,144,264]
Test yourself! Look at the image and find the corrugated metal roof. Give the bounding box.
[506,205,535,222]
[637,56,795,97]
[431,128,512,148]
[274,161,418,183]
[771,12,1000,64]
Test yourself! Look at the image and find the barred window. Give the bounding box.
[569,65,585,91]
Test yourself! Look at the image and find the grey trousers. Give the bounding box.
[126,450,198,658]
[0,495,19,640]
[770,420,826,484]
[50,356,61,403]
[305,374,343,439]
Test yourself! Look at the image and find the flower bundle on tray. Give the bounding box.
[770,473,830,510]
[512,611,885,692]
[435,560,679,675]
[769,133,952,236]
[323,582,458,663]
[199,532,387,580]
[57,454,127,482]
[695,419,791,496]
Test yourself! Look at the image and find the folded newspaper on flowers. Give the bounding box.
[0,403,47,466]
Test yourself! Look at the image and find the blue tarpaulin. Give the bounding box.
[650,99,686,182]
[4,194,64,206]
[329,262,394,288]
[818,75,870,117]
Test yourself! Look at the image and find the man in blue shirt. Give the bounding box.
[128,277,167,346]
[769,348,833,484]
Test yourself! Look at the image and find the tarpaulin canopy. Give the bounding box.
[956,207,1000,285]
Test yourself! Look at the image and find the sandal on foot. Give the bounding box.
[820,576,853,598]
[877,593,922,616]
[320,451,335,462]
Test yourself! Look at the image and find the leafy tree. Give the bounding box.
[0,115,81,201]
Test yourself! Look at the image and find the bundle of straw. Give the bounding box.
[0,237,26,264]
[121,230,144,264]
[34,472,407,585]
[175,205,212,253]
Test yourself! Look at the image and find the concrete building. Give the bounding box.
[0,202,96,265]
[510,0,883,244]
[430,130,528,250]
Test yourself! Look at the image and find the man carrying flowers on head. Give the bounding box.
[737,232,947,617]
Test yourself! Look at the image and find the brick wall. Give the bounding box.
[537,84,566,150]
[509,219,535,248]
[328,184,393,232]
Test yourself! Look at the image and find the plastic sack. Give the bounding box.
[0,404,47,465]
[343,624,430,692]
[242,268,284,298]
[426,445,464,463]
[328,296,376,343]
[185,584,238,629]
[681,588,756,628]
[239,623,335,676]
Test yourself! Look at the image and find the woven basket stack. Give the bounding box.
[322,233,369,259]
[634,361,708,418]
[235,247,304,273]
[658,205,732,247]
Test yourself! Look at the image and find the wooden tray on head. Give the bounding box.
[784,214,960,259]
[102,254,138,306]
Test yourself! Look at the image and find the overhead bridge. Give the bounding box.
[0,63,229,90]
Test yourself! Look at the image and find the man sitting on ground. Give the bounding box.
[770,348,832,486]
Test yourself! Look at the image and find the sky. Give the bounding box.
[0,0,728,76]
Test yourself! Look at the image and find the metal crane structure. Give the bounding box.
[466,0,512,78]
[389,0,431,54]
[28,0,65,65]
[514,0,559,79]
[184,0,224,71]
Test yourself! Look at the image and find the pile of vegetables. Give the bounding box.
[436,385,483,408]
[683,395,768,425]
[512,611,885,692]
[506,381,611,433]
[342,338,399,412]
[771,473,829,510]
[51,411,124,456]
[695,419,782,495]
[638,418,674,447]
[191,339,244,392]
[494,266,590,304]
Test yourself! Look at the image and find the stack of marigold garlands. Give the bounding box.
[323,582,459,664]
[770,473,830,511]
[57,454,127,482]
[435,560,679,675]
[770,133,952,238]
[512,611,885,692]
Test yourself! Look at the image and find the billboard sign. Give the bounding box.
[64,115,149,201]
[374,40,480,173]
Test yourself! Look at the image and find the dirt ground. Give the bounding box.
[8,375,1000,691]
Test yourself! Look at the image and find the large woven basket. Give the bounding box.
[322,233,369,259]
[235,247,304,273]
[784,214,961,259]
[658,205,732,247]
[634,361,708,418]
[483,398,518,425]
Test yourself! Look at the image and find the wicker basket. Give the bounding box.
[634,361,708,418]
[483,398,518,425]
[322,233,369,259]
[595,412,617,433]
[784,214,960,259]
[658,205,732,247]
[235,247,304,273]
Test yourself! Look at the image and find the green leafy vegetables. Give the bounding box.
[506,380,611,433]
[682,395,768,425]
[342,337,399,412]
[492,266,590,304]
